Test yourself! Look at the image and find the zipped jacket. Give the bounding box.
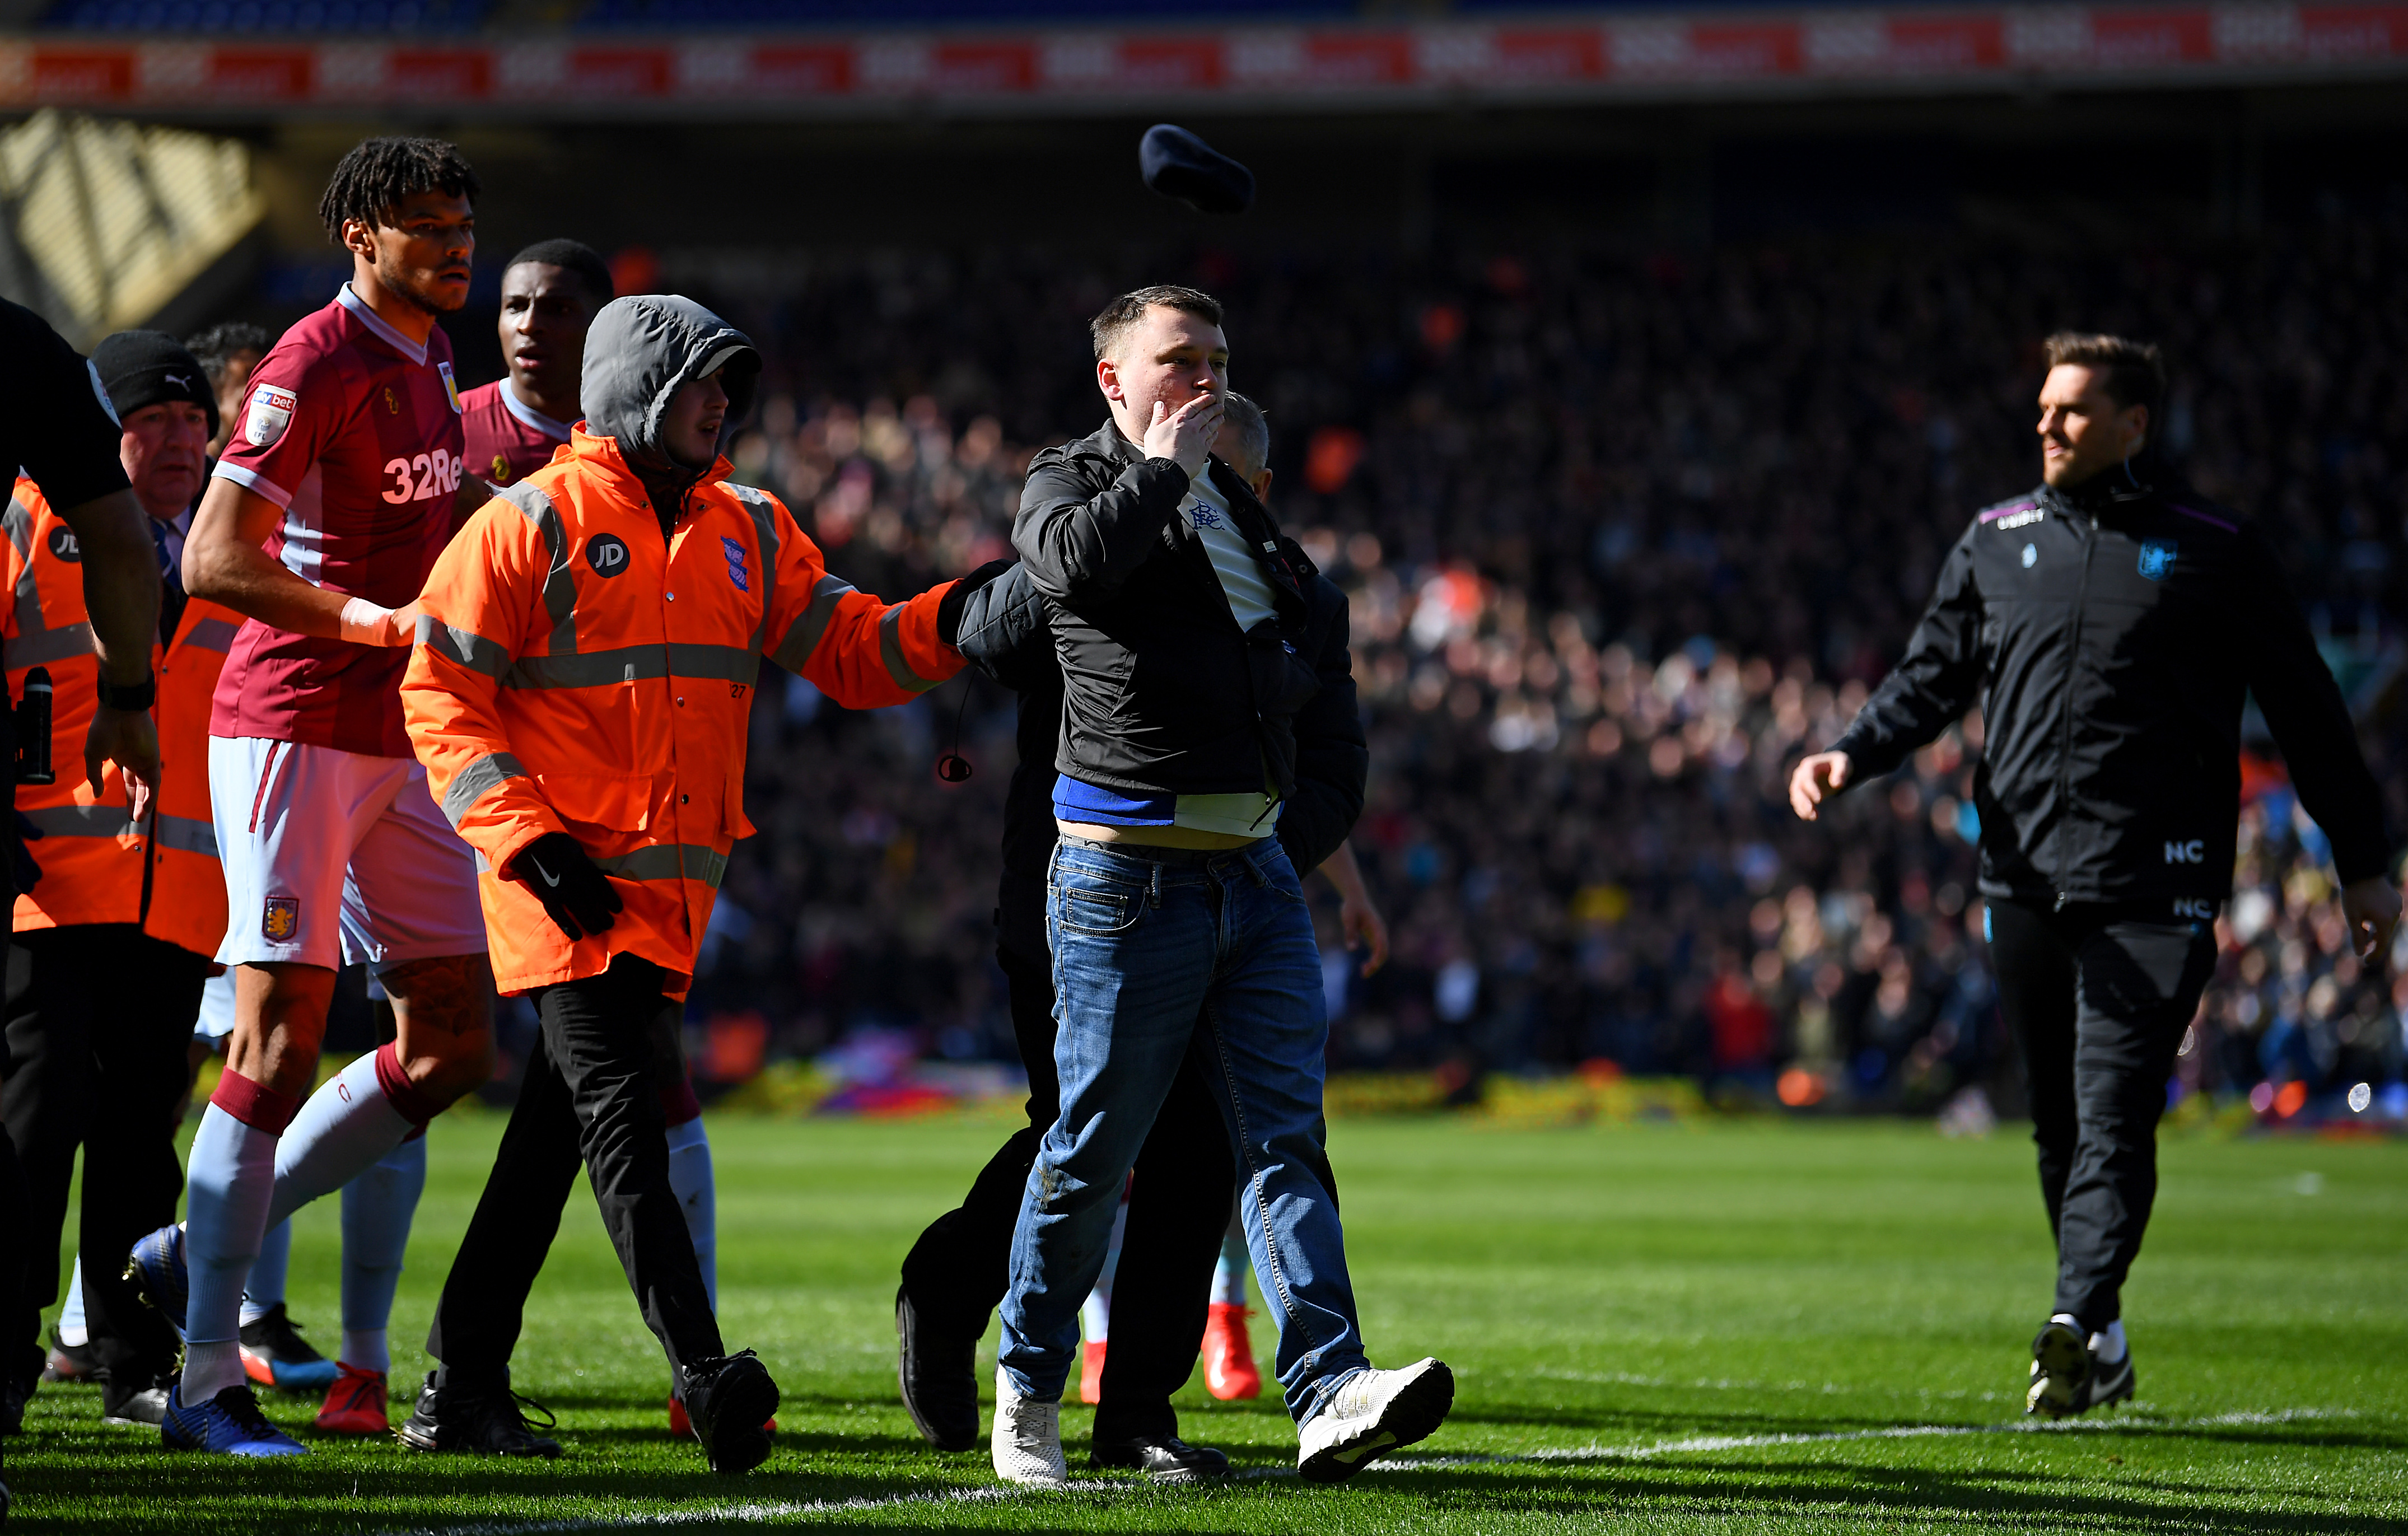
[954,555,1368,962]
[1012,420,1324,802]
[402,297,964,995]
[6,476,237,958]
[1832,459,2391,914]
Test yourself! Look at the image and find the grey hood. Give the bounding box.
[581,293,761,483]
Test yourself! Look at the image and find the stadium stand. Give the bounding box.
[39,0,489,31]
[671,209,2407,1116]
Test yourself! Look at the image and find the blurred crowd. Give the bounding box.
[664,203,2408,1115]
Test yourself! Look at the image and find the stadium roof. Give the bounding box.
[2,5,2403,115]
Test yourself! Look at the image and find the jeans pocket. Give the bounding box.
[1053,880,1145,937]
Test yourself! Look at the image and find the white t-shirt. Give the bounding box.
[1185,466,1279,631]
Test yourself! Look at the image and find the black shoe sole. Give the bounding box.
[1089,1442,1232,1483]
[1299,1361,1455,1484]
[2028,1322,2091,1418]
[895,1291,980,1453]
[697,1369,781,1475]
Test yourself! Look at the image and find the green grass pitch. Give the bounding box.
[10,1112,2407,1533]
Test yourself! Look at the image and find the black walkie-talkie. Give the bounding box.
[16,666,53,785]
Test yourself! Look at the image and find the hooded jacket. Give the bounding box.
[402,295,964,994]
[1833,455,2392,914]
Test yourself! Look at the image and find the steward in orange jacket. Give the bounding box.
[399,295,998,1468]
[4,330,233,1420]
[7,480,237,957]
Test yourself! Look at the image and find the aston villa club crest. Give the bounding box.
[438,361,462,414]
[262,896,300,941]
[2137,538,2177,581]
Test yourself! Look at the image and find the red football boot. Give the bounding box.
[1079,1339,1107,1406]
[314,1362,390,1435]
[1202,1303,1262,1400]
[668,1393,774,1439]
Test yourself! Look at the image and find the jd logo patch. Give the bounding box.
[2138,538,2177,581]
[720,535,750,593]
[45,526,81,563]
[585,534,631,576]
[262,896,300,942]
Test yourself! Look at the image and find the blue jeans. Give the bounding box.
[997,835,1369,1426]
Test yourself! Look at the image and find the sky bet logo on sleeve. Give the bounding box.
[721,535,750,593]
[2138,538,2178,581]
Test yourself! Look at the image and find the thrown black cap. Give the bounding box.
[92,329,219,441]
[1140,124,1254,216]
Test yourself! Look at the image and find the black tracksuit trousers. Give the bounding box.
[900,943,1234,1444]
[1988,899,2217,1329]
[426,953,719,1385]
[3,927,203,1400]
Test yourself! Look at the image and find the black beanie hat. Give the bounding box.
[1140,124,1255,216]
[92,330,219,441]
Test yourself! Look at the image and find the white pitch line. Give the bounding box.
[1368,1405,2356,1470]
[381,1407,2356,1532]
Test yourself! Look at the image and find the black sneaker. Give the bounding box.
[239,1304,339,1394]
[101,1380,172,1427]
[895,1286,979,1452]
[680,1350,780,1476]
[1090,1431,1231,1484]
[2026,1318,2091,1418]
[42,1333,99,1384]
[2080,1341,2136,1413]
[396,1371,562,1458]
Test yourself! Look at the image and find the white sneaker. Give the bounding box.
[990,1365,1069,1488]
[1296,1357,1454,1483]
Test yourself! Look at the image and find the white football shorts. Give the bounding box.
[210,735,487,974]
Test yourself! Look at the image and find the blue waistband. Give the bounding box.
[1051,774,1175,828]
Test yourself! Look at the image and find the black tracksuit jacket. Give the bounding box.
[1832,457,2392,917]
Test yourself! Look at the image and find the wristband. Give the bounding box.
[96,673,156,712]
[338,597,400,647]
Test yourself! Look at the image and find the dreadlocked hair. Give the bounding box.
[317,137,479,244]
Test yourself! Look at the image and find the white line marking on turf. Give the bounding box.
[1369,1406,2358,1470]
[381,1408,2358,1530]
[380,1487,1011,1535]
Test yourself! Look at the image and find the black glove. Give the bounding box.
[11,810,40,898]
[508,831,622,942]
[935,559,1015,648]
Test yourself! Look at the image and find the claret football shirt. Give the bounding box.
[460,377,572,488]
[210,283,466,757]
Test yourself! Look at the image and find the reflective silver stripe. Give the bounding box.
[154,813,218,857]
[879,605,943,694]
[771,573,853,674]
[668,642,758,686]
[595,843,726,890]
[503,643,756,691]
[22,804,132,838]
[727,483,780,655]
[441,751,526,827]
[4,620,94,669]
[3,495,32,557]
[416,615,512,680]
[498,482,578,657]
[183,617,240,654]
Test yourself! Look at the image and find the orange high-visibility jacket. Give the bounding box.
[402,429,964,995]
[6,477,237,959]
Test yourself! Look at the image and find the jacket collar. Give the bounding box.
[568,427,732,514]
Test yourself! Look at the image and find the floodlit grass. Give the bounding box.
[11,1112,2407,1532]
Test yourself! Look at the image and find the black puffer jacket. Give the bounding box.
[1012,419,1325,800]
[1832,457,2392,914]
[955,557,1367,963]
